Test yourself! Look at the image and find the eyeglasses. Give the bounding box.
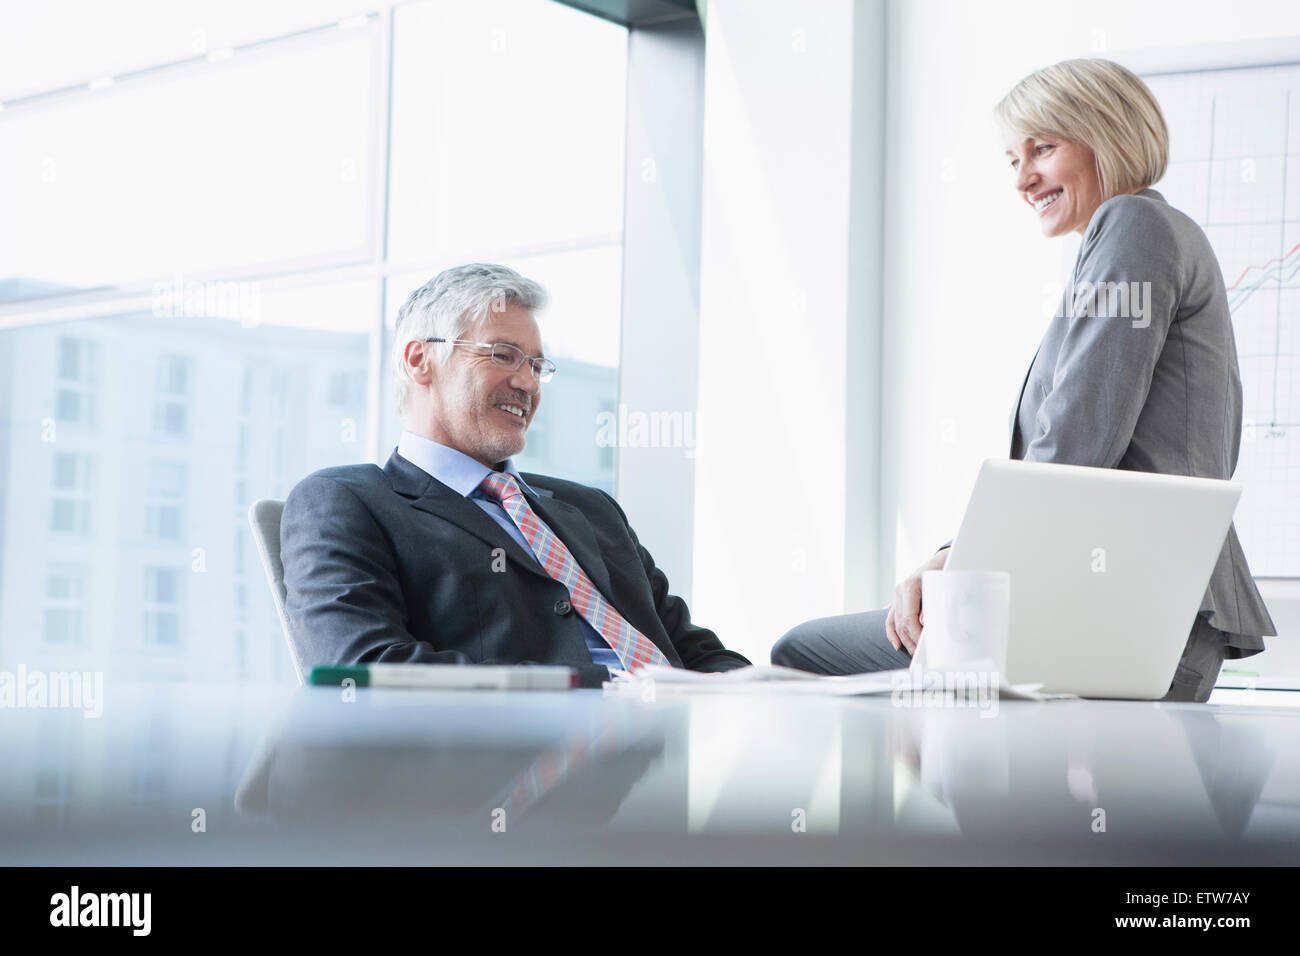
[423,338,557,383]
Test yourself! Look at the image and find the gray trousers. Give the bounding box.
[771,609,1228,703]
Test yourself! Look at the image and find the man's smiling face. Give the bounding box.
[422,302,544,468]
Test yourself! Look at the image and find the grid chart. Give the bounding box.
[1145,64,1300,578]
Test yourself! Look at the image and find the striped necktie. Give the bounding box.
[477,473,670,671]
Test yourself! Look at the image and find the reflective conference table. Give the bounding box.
[2,681,1299,865]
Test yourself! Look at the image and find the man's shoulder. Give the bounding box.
[285,462,389,502]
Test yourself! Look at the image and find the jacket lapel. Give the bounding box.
[1009,344,1039,458]
[383,452,548,579]
[524,490,618,610]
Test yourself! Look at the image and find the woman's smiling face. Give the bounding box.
[1004,134,1104,238]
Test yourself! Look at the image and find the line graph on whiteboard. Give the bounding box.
[1145,63,1300,578]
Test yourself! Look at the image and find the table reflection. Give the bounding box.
[1,682,1297,864]
[235,687,676,831]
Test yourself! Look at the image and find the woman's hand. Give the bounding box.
[885,547,951,654]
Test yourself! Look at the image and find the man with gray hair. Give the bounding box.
[280,263,748,687]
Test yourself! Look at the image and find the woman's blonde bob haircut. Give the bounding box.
[995,58,1169,202]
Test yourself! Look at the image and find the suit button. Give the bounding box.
[554,599,572,616]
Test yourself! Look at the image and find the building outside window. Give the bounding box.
[54,337,97,428]
[50,452,92,536]
[43,564,88,645]
[142,567,182,647]
[2,0,628,684]
[145,461,186,541]
[152,355,191,438]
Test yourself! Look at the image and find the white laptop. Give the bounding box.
[939,459,1241,699]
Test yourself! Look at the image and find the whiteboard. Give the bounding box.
[1138,61,1300,578]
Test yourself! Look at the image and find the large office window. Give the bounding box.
[1,1,629,683]
[0,28,374,298]
[382,1,627,492]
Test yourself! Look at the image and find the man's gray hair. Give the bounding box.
[391,263,548,421]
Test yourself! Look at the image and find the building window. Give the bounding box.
[50,452,92,535]
[153,355,192,437]
[145,461,186,540]
[235,368,252,513]
[54,337,97,427]
[328,370,349,407]
[270,369,289,413]
[240,366,253,415]
[270,369,289,494]
[43,565,88,645]
[236,421,250,472]
[143,568,182,646]
[597,399,615,472]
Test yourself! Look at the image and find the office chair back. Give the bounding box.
[247,498,305,684]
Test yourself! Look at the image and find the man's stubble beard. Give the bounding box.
[472,417,526,466]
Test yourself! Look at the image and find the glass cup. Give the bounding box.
[917,570,1011,674]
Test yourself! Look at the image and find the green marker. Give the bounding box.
[309,663,578,690]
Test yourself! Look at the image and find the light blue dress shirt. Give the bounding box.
[395,430,624,674]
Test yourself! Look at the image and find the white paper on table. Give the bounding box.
[610,664,822,684]
[603,664,1074,701]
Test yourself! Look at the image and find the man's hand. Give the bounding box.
[885,548,951,654]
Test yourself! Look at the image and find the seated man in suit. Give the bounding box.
[280,262,749,687]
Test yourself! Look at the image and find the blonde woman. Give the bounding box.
[773,59,1275,702]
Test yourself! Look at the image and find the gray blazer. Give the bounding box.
[1010,188,1275,655]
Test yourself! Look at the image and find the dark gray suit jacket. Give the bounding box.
[1010,188,1275,654]
[279,450,750,688]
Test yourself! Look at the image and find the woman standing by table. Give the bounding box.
[773,59,1276,701]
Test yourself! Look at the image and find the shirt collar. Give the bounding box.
[396,430,533,499]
